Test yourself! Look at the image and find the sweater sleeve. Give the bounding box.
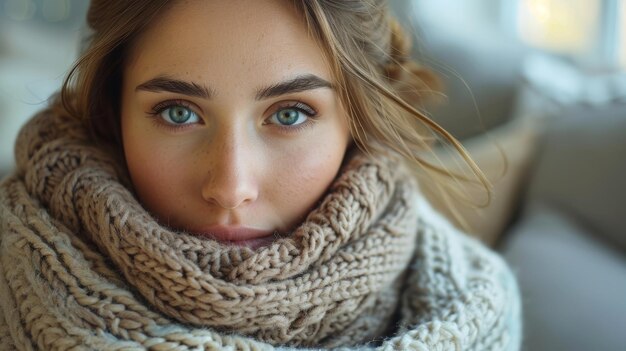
[387,195,522,351]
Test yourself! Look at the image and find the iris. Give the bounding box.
[168,106,192,123]
[276,108,299,125]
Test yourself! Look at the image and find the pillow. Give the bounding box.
[421,113,539,246]
[526,105,626,252]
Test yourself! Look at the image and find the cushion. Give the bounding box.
[421,114,538,246]
[502,204,626,351]
[526,105,626,252]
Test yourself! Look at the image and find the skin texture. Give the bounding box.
[121,0,352,248]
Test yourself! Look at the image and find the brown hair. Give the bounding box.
[59,0,171,147]
[58,0,492,225]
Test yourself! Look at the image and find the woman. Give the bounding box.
[0,0,522,350]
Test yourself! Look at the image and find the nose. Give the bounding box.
[200,129,258,210]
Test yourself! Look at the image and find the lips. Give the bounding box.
[192,225,277,249]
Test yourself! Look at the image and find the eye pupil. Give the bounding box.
[277,108,299,125]
[169,106,191,123]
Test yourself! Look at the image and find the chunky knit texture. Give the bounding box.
[0,108,521,350]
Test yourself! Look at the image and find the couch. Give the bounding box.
[501,105,626,351]
[389,2,626,350]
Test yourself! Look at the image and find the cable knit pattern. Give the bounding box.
[0,108,521,350]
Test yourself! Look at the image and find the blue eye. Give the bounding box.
[159,105,200,125]
[275,108,303,125]
[268,103,316,127]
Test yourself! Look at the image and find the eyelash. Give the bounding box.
[147,99,200,131]
[146,99,319,133]
[267,101,318,133]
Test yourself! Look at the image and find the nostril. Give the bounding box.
[201,173,258,210]
[202,192,254,210]
[211,197,243,210]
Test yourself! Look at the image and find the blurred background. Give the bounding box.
[1,1,625,350]
[0,0,88,172]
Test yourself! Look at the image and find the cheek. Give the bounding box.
[268,134,347,224]
[122,121,193,217]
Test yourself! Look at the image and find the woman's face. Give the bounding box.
[121,0,351,249]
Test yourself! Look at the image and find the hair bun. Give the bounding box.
[387,18,412,63]
[382,18,442,106]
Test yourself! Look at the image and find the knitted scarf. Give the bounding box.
[0,109,521,350]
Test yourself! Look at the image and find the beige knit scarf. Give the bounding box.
[0,108,428,350]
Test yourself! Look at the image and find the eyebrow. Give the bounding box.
[254,74,333,100]
[135,74,333,100]
[136,76,214,99]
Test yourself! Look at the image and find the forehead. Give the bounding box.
[124,0,331,90]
